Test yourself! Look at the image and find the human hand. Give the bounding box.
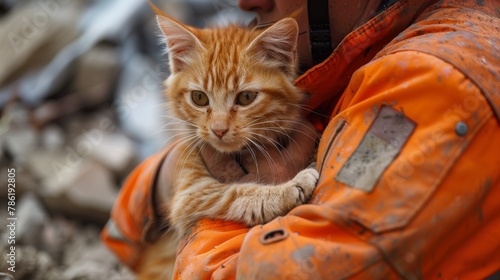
[201,118,319,184]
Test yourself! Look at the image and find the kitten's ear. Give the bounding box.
[157,15,204,73]
[247,18,298,75]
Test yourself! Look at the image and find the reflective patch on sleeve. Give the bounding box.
[336,106,416,192]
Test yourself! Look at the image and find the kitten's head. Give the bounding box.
[158,15,305,153]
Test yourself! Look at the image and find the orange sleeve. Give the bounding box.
[173,51,500,279]
[101,147,172,271]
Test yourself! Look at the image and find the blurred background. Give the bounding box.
[0,0,252,279]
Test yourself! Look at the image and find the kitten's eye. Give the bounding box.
[236,91,258,106]
[191,90,209,106]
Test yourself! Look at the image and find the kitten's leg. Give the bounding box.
[169,167,319,233]
[225,167,319,226]
[136,232,178,280]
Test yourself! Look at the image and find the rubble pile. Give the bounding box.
[0,0,251,279]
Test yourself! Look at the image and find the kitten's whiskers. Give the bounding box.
[245,137,280,183]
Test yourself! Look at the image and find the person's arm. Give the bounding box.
[173,51,500,279]
[100,117,318,271]
[101,147,173,271]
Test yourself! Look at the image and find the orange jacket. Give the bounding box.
[102,0,500,278]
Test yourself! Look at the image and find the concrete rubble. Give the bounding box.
[0,0,252,279]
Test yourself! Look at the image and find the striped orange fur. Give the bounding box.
[136,15,319,280]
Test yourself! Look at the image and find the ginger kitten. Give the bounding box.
[137,13,319,280]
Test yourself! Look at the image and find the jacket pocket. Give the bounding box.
[316,104,489,233]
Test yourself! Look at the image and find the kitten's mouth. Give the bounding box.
[207,134,289,154]
[208,137,245,153]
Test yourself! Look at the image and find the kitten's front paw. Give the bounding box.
[292,168,319,203]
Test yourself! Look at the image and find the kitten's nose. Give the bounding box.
[211,128,228,139]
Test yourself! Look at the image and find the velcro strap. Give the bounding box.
[308,0,333,65]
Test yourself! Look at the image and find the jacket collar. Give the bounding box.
[296,0,433,129]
